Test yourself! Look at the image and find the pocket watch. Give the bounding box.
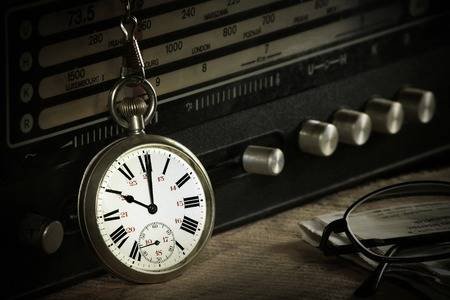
[78,9,214,283]
[78,76,215,283]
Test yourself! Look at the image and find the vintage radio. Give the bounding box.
[3,0,450,297]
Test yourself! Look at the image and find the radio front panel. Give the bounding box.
[5,0,428,153]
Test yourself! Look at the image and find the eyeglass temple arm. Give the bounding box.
[319,219,360,255]
[369,186,450,201]
[319,220,450,256]
[354,245,400,297]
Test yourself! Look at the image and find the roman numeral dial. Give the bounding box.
[94,145,210,274]
[130,241,142,261]
[138,153,151,173]
[103,209,120,221]
[162,157,170,175]
[118,163,134,181]
[184,196,200,208]
[176,173,190,188]
[180,216,199,235]
[110,225,129,248]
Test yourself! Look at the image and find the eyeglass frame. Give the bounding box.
[318,180,450,264]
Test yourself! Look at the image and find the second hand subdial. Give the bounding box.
[139,222,175,264]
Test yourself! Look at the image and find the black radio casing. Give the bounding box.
[2,0,450,298]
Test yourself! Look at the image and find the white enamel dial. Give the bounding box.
[95,144,207,273]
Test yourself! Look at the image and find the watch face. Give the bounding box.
[79,136,214,282]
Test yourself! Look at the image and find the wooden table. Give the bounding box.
[43,166,450,300]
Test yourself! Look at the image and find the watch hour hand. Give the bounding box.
[123,195,149,210]
[106,189,155,214]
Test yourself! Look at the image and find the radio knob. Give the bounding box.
[365,98,404,134]
[242,145,285,176]
[19,213,64,254]
[332,109,372,146]
[396,87,435,123]
[298,120,338,156]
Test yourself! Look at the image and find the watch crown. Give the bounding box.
[117,96,148,119]
[116,96,148,134]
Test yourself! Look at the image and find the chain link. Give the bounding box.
[120,0,145,78]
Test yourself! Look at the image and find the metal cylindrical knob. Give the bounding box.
[242,145,285,176]
[396,87,435,123]
[19,213,64,254]
[332,109,372,146]
[365,98,404,134]
[298,120,338,156]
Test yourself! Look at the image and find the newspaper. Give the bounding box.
[299,201,450,297]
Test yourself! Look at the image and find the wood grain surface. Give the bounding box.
[43,166,450,300]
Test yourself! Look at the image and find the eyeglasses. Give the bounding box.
[318,180,450,296]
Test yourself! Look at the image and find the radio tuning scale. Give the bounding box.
[77,1,215,282]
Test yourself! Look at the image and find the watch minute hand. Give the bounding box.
[145,154,158,214]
